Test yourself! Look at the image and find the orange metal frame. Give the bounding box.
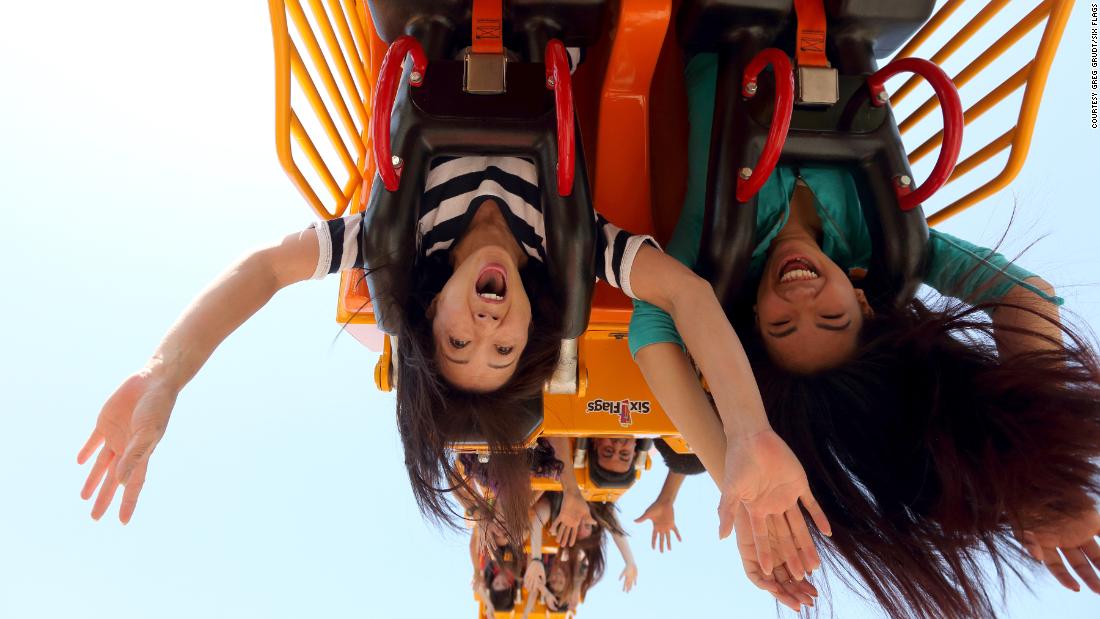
[890,0,1073,225]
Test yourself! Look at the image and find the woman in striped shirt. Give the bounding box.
[78,153,830,582]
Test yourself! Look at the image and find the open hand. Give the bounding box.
[635,500,682,553]
[619,562,638,592]
[733,502,818,611]
[523,559,546,594]
[720,429,830,579]
[551,491,591,547]
[77,368,178,523]
[1017,507,1100,594]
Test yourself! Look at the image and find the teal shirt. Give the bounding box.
[628,54,1061,357]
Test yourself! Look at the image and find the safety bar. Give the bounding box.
[888,0,1072,224]
[737,48,794,203]
[545,39,575,197]
[372,35,428,191]
[867,58,963,212]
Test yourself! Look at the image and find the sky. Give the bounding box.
[1,1,1099,617]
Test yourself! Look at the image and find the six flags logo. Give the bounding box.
[586,398,652,427]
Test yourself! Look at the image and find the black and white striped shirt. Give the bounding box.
[310,155,657,299]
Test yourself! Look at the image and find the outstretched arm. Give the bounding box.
[634,470,685,553]
[546,437,591,547]
[611,532,638,592]
[77,228,321,522]
[629,247,830,573]
[992,277,1062,359]
[637,345,825,605]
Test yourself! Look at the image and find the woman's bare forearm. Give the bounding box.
[635,343,726,487]
[655,471,686,506]
[148,229,319,391]
[548,437,583,498]
[993,277,1063,359]
[629,246,770,442]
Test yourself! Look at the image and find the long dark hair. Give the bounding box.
[741,296,1100,618]
[392,253,563,541]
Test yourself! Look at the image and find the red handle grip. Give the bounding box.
[738,49,795,203]
[867,57,963,212]
[372,35,428,192]
[545,39,574,197]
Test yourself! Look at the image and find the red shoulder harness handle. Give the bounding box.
[545,39,574,197]
[867,57,963,212]
[738,48,795,203]
[372,35,428,192]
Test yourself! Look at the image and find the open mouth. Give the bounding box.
[475,264,508,303]
[778,256,820,284]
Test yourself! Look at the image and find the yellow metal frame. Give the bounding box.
[268,0,380,220]
[890,0,1073,225]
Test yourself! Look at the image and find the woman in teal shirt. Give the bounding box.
[631,55,1100,618]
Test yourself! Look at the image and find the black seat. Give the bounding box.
[362,2,610,340]
[678,0,935,315]
[367,0,609,59]
[679,0,934,59]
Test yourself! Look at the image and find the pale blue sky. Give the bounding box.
[1,1,1098,617]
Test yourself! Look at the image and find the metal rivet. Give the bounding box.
[546,76,556,88]
[897,175,912,187]
[409,70,423,85]
[391,155,403,169]
[876,90,889,104]
[739,167,753,180]
[477,452,490,464]
[745,81,759,96]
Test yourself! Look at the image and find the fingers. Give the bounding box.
[672,526,682,544]
[785,507,821,573]
[1082,538,1100,572]
[81,448,115,501]
[118,463,148,524]
[770,514,806,581]
[717,494,737,540]
[77,430,104,465]
[90,459,120,521]
[749,510,774,576]
[117,429,160,487]
[650,528,658,551]
[800,491,832,537]
[766,568,804,613]
[1063,547,1100,594]
[1043,547,1081,592]
[1018,529,1045,562]
[773,566,816,610]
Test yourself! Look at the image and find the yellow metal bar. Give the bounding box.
[287,0,364,159]
[308,0,369,128]
[290,45,358,177]
[894,0,964,61]
[270,0,333,218]
[899,2,1050,135]
[948,128,1014,183]
[908,62,1030,164]
[327,0,371,97]
[346,0,373,84]
[291,112,348,204]
[929,0,1074,225]
[893,0,1011,105]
